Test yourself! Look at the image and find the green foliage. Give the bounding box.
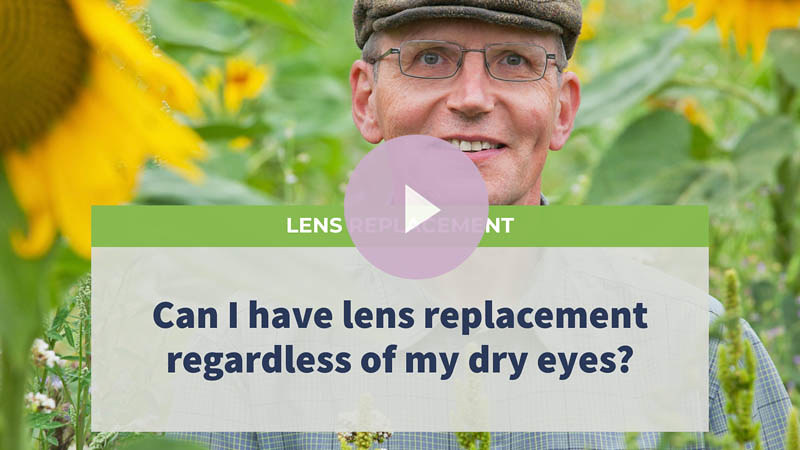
[586,113,798,208]
[732,118,798,198]
[1,163,52,450]
[768,30,800,91]
[788,407,800,450]
[623,432,639,449]
[149,0,251,53]
[585,110,700,205]
[135,167,274,205]
[718,270,762,449]
[337,431,392,450]
[212,0,321,43]
[455,431,490,450]
[575,29,686,130]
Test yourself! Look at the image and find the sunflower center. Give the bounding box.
[231,72,250,84]
[0,0,90,151]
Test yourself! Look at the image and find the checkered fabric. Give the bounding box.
[169,295,792,449]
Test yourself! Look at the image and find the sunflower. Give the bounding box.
[223,57,271,113]
[665,0,800,61]
[0,0,206,259]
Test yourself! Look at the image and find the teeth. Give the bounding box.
[448,139,500,152]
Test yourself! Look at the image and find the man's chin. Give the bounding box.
[478,168,519,206]
[487,186,517,206]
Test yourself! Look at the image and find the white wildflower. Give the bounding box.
[25,392,56,413]
[31,338,64,368]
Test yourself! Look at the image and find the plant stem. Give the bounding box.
[54,371,75,413]
[76,313,84,450]
[662,76,771,116]
[1,346,28,450]
[776,72,797,116]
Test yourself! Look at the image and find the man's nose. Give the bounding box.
[445,51,495,118]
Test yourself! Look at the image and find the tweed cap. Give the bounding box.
[354,0,583,59]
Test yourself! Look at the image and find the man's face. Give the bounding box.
[350,19,580,205]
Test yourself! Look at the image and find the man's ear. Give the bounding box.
[350,59,383,144]
[549,70,580,151]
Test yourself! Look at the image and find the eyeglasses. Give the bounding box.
[372,40,562,82]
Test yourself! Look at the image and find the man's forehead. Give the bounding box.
[380,18,560,48]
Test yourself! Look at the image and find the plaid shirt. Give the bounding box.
[170,295,792,449]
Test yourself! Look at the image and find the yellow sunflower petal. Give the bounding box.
[10,210,57,258]
[664,0,692,21]
[678,0,716,30]
[749,1,771,62]
[731,2,750,56]
[91,57,206,182]
[671,0,800,63]
[3,149,57,258]
[66,0,201,117]
[714,0,739,45]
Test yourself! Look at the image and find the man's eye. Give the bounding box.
[503,53,525,66]
[420,52,442,65]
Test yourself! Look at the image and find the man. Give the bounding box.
[175,1,791,448]
[350,4,579,207]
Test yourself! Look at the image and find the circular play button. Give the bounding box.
[344,135,489,279]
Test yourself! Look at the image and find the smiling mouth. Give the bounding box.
[447,139,506,153]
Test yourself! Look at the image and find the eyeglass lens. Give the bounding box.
[398,40,549,81]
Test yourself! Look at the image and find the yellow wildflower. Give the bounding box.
[676,97,715,134]
[569,0,605,82]
[580,0,605,41]
[203,66,223,95]
[664,0,800,62]
[228,136,253,152]
[648,96,716,134]
[224,57,271,113]
[0,0,205,259]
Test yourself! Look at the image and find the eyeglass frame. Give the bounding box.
[369,39,565,82]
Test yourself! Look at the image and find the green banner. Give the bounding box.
[92,205,708,247]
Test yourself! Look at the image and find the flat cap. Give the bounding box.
[353,0,583,59]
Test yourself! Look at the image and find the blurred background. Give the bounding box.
[0,0,799,448]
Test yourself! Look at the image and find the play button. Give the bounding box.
[404,185,440,233]
[344,135,489,279]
